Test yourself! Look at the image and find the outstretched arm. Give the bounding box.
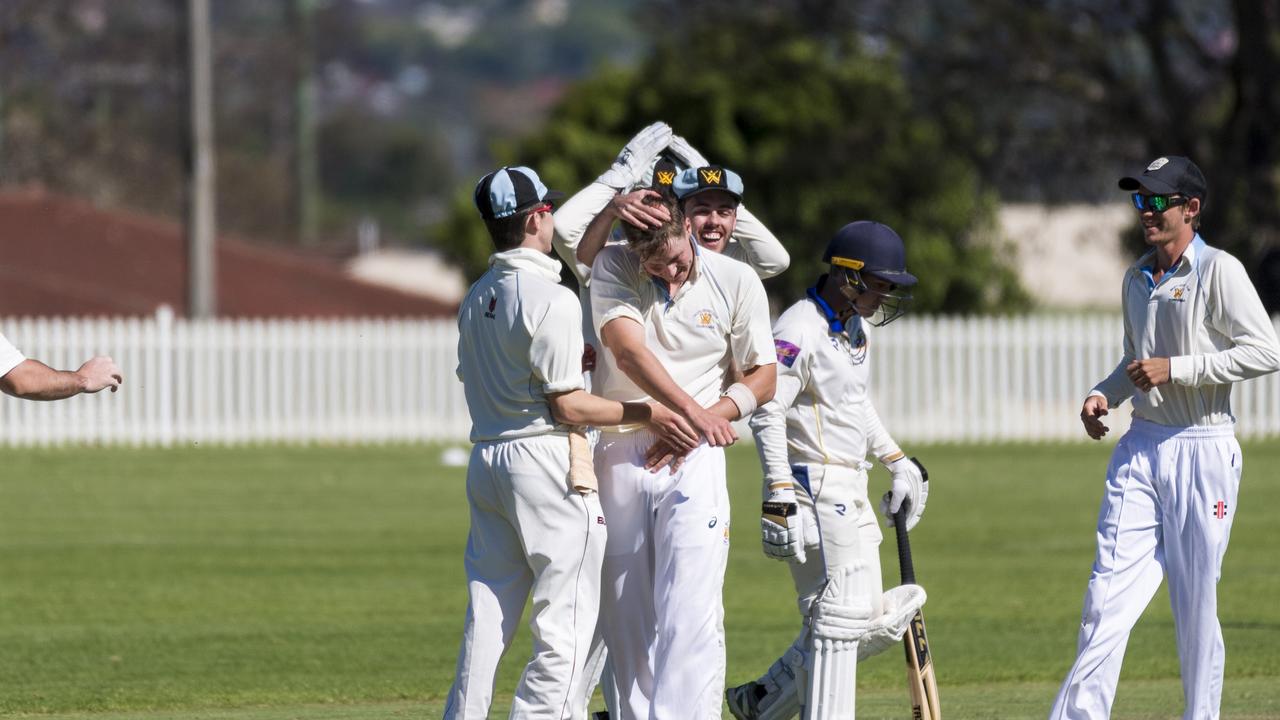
[1,356,123,400]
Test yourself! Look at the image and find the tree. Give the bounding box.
[867,0,1280,306]
[435,10,1028,314]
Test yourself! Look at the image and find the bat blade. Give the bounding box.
[903,607,941,720]
[895,458,940,719]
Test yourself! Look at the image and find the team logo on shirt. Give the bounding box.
[597,515,607,525]
[1171,285,1186,301]
[694,308,716,329]
[484,296,497,319]
[775,340,801,367]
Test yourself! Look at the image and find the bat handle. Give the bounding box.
[894,505,915,584]
[893,457,928,585]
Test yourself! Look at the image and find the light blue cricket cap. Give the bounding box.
[473,166,565,220]
[672,165,744,202]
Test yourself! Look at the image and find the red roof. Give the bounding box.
[0,190,456,318]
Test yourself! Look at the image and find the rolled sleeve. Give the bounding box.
[530,293,586,395]
[0,332,25,378]
[590,245,646,340]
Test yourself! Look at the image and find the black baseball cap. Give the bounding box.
[823,221,917,287]
[650,157,680,197]
[473,166,565,220]
[1118,156,1207,199]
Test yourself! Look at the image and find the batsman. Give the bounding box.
[727,221,929,719]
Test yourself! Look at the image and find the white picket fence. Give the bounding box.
[3,310,1280,446]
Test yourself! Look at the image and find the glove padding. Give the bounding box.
[761,487,805,564]
[857,584,927,660]
[665,134,710,170]
[596,122,673,190]
[879,456,927,531]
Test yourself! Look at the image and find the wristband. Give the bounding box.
[722,382,757,420]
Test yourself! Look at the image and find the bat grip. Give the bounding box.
[894,506,915,584]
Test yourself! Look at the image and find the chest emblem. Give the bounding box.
[775,339,801,367]
[1171,285,1186,301]
[693,308,716,329]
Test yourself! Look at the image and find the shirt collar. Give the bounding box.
[490,247,563,283]
[1131,233,1206,290]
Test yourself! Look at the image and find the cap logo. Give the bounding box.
[699,168,723,185]
[656,170,676,185]
[1147,157,1170,171]
[831,257,865,271]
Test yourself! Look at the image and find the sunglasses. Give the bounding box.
[1131,193,1188,213]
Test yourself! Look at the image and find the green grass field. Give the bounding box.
[2,442,1279,719]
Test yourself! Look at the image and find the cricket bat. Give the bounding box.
[893,458,941,720]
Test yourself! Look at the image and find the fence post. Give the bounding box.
[156,305,175,446]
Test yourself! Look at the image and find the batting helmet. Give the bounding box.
[823,221,916,326]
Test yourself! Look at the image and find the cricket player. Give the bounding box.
[589,171,777,719]
[552,125,789,718]
[553,122,789,358]
[444,166,690,720]
[726,221,928,720]
[1050,156,1280,719]
[1,332,122,400]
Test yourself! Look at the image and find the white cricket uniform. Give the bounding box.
[590,241,775,720]
[552,181,789,715]
[553,181,789,374]
[1051,236,1280,720]
[741,293,902,715]
[445,248,606,720]
[0,332,26,379]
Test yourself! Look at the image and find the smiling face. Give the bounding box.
[1135,188,1199,250]
[682,190,739,254]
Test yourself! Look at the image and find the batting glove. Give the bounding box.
[761,485,805,564]
[596,122,673,190]
[880,457,928,531]
[666,133,710,169]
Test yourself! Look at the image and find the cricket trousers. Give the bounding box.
[444,433,607,720]
[595,429,730,720]
[1051,419,1241,720]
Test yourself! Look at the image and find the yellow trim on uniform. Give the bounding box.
[809,384,831,465]
[880,450,906,465]
[830,257,865,271]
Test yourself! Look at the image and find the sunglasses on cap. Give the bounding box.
[1131,193,1188,213]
